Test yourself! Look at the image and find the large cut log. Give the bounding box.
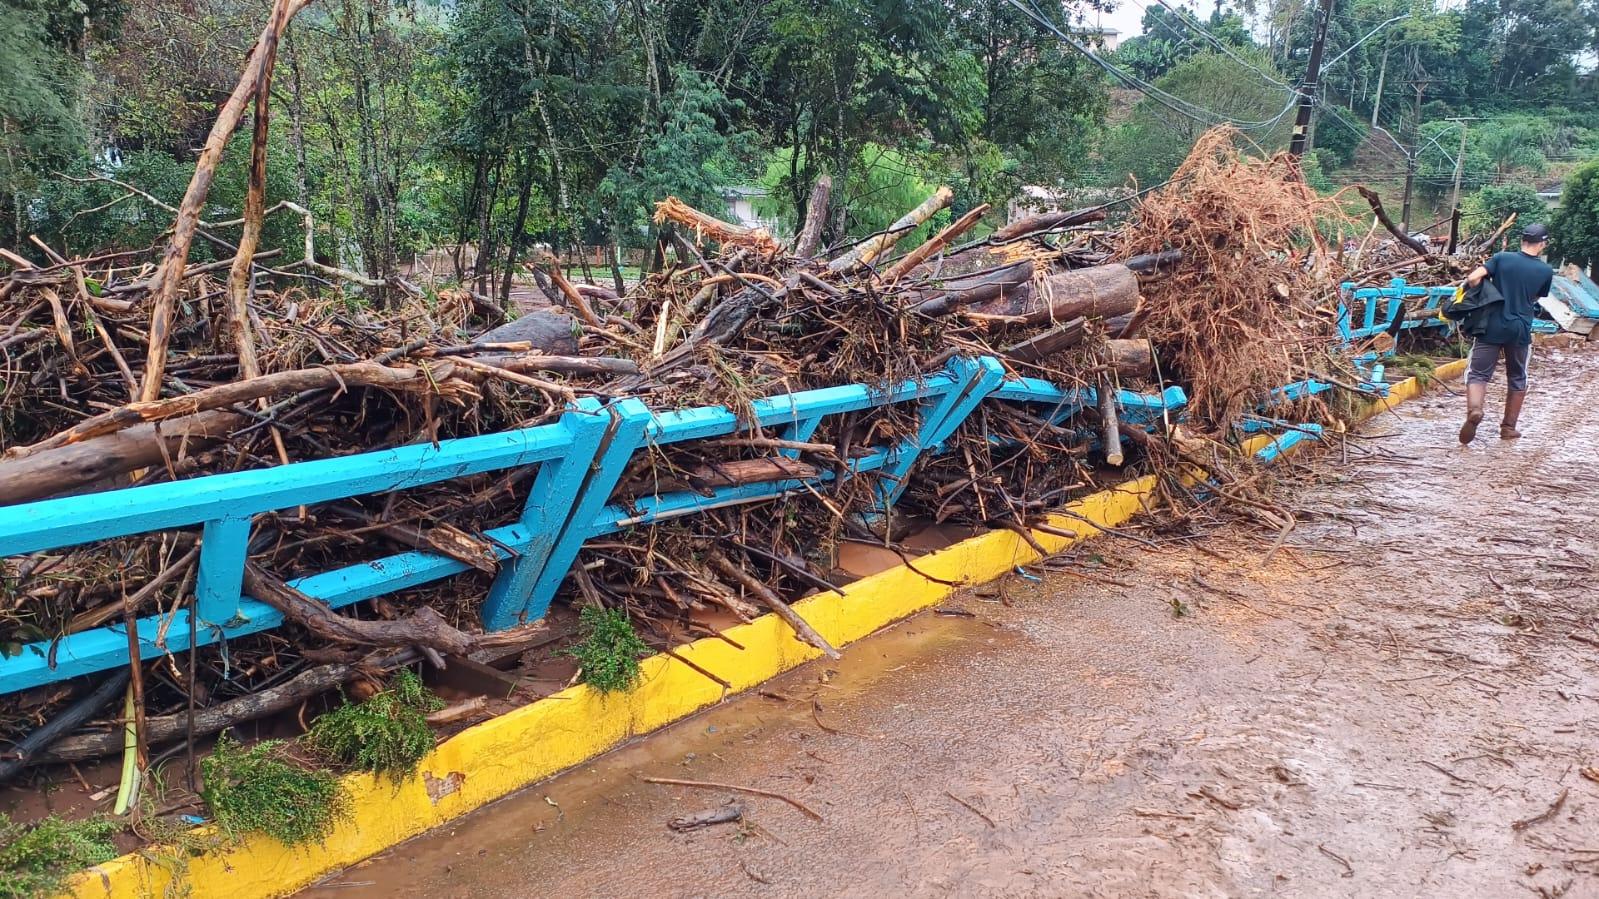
[0,410,246,506]
[967,263,1139,326]
[829,186,954,273]
[472,308,580,354]
[1105,338,1156,378]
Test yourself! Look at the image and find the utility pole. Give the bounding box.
[1399,79,1426,232]
[1289,0,1336,158]
[1446,118,1474,253]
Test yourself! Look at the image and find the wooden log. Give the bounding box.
[879,204,991,282]
[795,175,832,258]
[15,361,478,456]
[1122,249,1185,275]
[912,259,1036,316]
[1001,317,1087,363]
[707,550,841,659]
[1099,380,1124,467]
[967,263,1139,326]
[0,670,130,782]
[1356,186,1433,260]
[990,207,1106,242]
[459,351,638,377]
[828,186,954,273]
[641,457,819,497]
[471,309,580,354]
[1105,338,1155,379]
[0,410,246,505]
[243,565,477,657]
[654,196,778,251]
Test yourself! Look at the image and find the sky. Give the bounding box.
[1083,0,1155,38]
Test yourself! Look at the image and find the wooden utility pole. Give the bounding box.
[1289,0,1337,158]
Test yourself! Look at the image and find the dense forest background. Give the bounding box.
[5,0,1599,300]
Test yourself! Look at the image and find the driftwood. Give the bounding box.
[1099,379,1125,467]
[244,565,477,656]
[13,361,477,456]
[140,0,313,404]
[654,196,778,251]
[0,670,130,781]
[471,308,581,353]
[913,260,1036,316]
[991,207,1107,242]
[829,186,953,273]
[880,204,991,282]
[642,458,819,496]
[707,550,840,659]
[0,410,246,505]
[968,263,1140,325]
[1356,187,1433,260]
[1002,317,1087,363]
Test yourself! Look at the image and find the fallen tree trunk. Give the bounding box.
[829,186,953,273]
[0,670,130,781]
[967,263,1140,325]
[912,260,1036,316]
[1356,186,1433,260]
[0,410,246,505]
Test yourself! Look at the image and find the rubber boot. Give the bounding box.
[1501,389,1526,439]
[1459,382,1487,444]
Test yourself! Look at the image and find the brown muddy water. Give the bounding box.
[302,347,1599,899]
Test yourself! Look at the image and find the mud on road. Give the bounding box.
[304,348,1599,899]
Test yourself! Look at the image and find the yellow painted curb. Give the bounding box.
[62,358,1466,899]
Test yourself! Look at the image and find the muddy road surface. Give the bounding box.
[304,348,1599,898]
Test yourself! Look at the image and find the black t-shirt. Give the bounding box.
[1483,250,1553,345]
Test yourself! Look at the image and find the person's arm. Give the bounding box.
[1466,264,1490,287]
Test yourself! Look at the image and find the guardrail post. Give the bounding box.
[521,398,653,622]
[196,516,251,626]
[874,356,1004,513]
[481,400,612,631]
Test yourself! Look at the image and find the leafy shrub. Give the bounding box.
[562,605,649,692]
[200,734,348,846]
[304,670,443,779]
[0,813,118,899]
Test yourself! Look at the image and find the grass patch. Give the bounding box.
[562,605,649,692]
[200,733,349,846]
[304,670,443,779]
[0,813,119,899]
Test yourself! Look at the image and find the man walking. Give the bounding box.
[1460,223,1553,444]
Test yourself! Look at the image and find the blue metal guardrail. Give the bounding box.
[0,355,1189,694]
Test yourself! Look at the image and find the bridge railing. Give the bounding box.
[0,355,1188,694]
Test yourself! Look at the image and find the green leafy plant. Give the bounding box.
[0,813,119,899]
[562,605,649,692]
[304,670,443,779]
[200,733,348,846]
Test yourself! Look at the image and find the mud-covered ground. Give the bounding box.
[304,347,1599,899]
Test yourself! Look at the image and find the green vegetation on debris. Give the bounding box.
[0,813,119,899]
[200,734,349,846]
[563,605,650,693]
[304,670,444,779]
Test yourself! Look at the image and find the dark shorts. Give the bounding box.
[1467,341,1531,391]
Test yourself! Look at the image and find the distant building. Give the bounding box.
[718,186,780,233]
[1076,26,1120,51]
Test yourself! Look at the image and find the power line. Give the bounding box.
[1005,0,1299,131]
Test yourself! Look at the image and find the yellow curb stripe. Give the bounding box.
[62,360,1463,899]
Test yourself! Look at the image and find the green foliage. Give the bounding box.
[0,813,119,899]
[1552,159,1599,271]
[562,605,649,693]
[200,733,349,846]
[1098,49,1292,188]
[1465,183,1548,252]
[304,670,444,779]
[1312,107,1366,167]
[1301,150,1335,193]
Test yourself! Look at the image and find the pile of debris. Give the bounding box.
[1,125,1406,786]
